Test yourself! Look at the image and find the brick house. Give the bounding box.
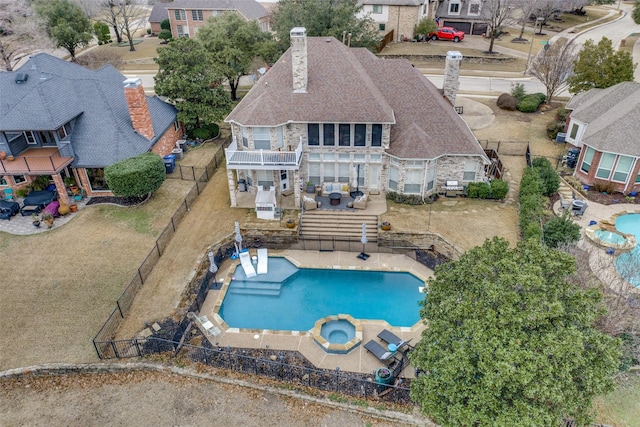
[165,0,270,38]
[149,1,170,35]
[357,0,428,41]
[434,0,488,35]
[566,82,640,194]
[224,28,488,210]
[0,54,182,205]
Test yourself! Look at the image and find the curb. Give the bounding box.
[0,362,436,427]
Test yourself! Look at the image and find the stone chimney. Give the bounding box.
[290,27,307,93]
[443,51,462,106]
[123,77,155,140]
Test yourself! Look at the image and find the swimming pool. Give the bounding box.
[615,213,640,288]
[219,257,425,331]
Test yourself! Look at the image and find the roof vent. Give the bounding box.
[15,73,29,84]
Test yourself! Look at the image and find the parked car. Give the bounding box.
[429,27,465,42]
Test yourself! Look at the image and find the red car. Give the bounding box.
[429,27,465,43]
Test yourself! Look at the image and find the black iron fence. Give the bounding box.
[92,148,226,358]
[165,149,224,181]
[101,337,412,403]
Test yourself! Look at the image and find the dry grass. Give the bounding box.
[81,36,164,71]
[0,178,194,370]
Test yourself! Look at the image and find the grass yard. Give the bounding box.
[593,372,640,426]
[0,178,194,370]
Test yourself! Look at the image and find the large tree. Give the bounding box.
[633,0,640,25]
[197,13,273,101]
[479,0,517,54]
[271,0,381,52]
[529,37,577,102]
[410,237,620,427]
[0,0,51,71]
[154,37,232,130]
[100,1,148,51]
[568,37,636,93]
[35,0,92,61]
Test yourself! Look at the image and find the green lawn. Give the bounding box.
[594,372,640,426]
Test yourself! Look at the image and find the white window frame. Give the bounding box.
[612,155,634,183]
[24,131,37,144]
[191,9,203,21]
[463,160,477,182]
[256,170,274,187]
[388,166,399,191]
[596,152,616,180]
[176,25,189,38]
[404,168,423,194]
[468,0,481,15]
[253,127,271,150]
[580,146,595,173]
[372,5,382,14]
[174,9,186,20]
[449,1,461,15]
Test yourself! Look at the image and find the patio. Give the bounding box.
[0,196,87,235]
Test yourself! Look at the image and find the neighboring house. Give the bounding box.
[224,28,488,211]
[149,1,170,35]
[434,0,487,35]
[0,54,182,206]
[166,0,270,38]
[357,0,428,41]
[566,82,640,194]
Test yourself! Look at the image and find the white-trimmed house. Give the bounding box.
[224,28,489,212]
[566,82,640,194]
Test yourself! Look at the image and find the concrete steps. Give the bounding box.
[300,210,378,241]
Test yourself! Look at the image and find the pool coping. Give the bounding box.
[210,254,428,338]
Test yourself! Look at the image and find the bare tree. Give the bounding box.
[479,0,517,54]
[0,0,51,71]
[99,1,148,50]
[528,37,577,102]
[512,0,543,41]
[561,243,640,368]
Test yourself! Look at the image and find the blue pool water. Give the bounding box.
[595,229,627,245]
[615,214,640,288]
[219,258,424,331]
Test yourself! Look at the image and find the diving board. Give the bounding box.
[239,251,256,278]
[257,248,268,275]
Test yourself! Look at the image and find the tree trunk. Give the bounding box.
[128,38,136,52]
[488,36,496,54]
[0,47,13,71]
[112,24,122,43]
[230,78,239,101]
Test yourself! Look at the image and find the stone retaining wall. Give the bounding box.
[377,53,515,64]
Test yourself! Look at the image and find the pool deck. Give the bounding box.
[198,249,433,377]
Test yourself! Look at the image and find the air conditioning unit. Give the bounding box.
[555,132,566,143]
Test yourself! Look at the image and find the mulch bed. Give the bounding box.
[85,195,149,207]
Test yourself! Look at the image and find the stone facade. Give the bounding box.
[290,28,308,93]
[124,78,155,140]
[386,5,421,41]
[443,51,462,105]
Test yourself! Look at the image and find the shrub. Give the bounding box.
[497,93,518,110]
[532,157,560,196]
[592,179,618,194]
[93,22,111,44]
[531,92,547,103]
[510,82,527,100]
[518,168,545,241]
[543,213,581,248]
[160,18,171,31]
[158,29,172,43]
[547,120,565,140]
[564,176,586,195]
[555,108,569,122]
[385,191,425,205]
[490,179,509,200]
[104,152,166,197]
[517,95,543,113]
[190,124,220,140]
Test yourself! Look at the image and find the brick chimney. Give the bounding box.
[290,27,307,93]
[443,51,462,106]
[123,77,155,140]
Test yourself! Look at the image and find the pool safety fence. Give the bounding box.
[92,147,227,358]
[165,144,227,182]
[93,337,413,405]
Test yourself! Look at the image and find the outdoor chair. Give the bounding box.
[364,339,397,364]
[377,329,413,351]
[199,315,221,340]
[3,188,14,201]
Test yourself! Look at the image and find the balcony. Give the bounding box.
[0,147,73,175]
[225,140,302,171]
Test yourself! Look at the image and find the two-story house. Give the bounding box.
[165,0,270,38]
[566,82,640,194]
[434,0,487,35]
[0,54,181,206]
[224,28,488,211]
[358,0,428,41]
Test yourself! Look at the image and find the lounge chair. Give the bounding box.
[377,329,413,351]
[364,339,397,364]
[257,248,268,275]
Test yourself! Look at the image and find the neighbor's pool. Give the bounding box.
[615,214,640,288]
[219,257,424,331]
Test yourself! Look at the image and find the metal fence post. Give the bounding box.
[116,301,124,318]
[335,367,340,391]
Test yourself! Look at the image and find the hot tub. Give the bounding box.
[584,222,636,252]
[312,314,362,354]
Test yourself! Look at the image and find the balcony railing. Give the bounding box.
[0,148,73,175]
[225,140,302,170]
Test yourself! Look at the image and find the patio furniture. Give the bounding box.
[303,196,319,211]
[257,248,268,275]
[377,329,413,351]
[329,192,341,206]
[352,193,368,209]
[20,190,57,216]
[0,200,19,220]
[571,199,587,217]
[199,315,221,340]
[3,188,14,201]
[364,339,397,364]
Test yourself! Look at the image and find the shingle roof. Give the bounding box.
[226,36,486,161]
[0,53,177,168]
[166,0,268,20]
[149,2,169,23]
[566,82,640,157]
